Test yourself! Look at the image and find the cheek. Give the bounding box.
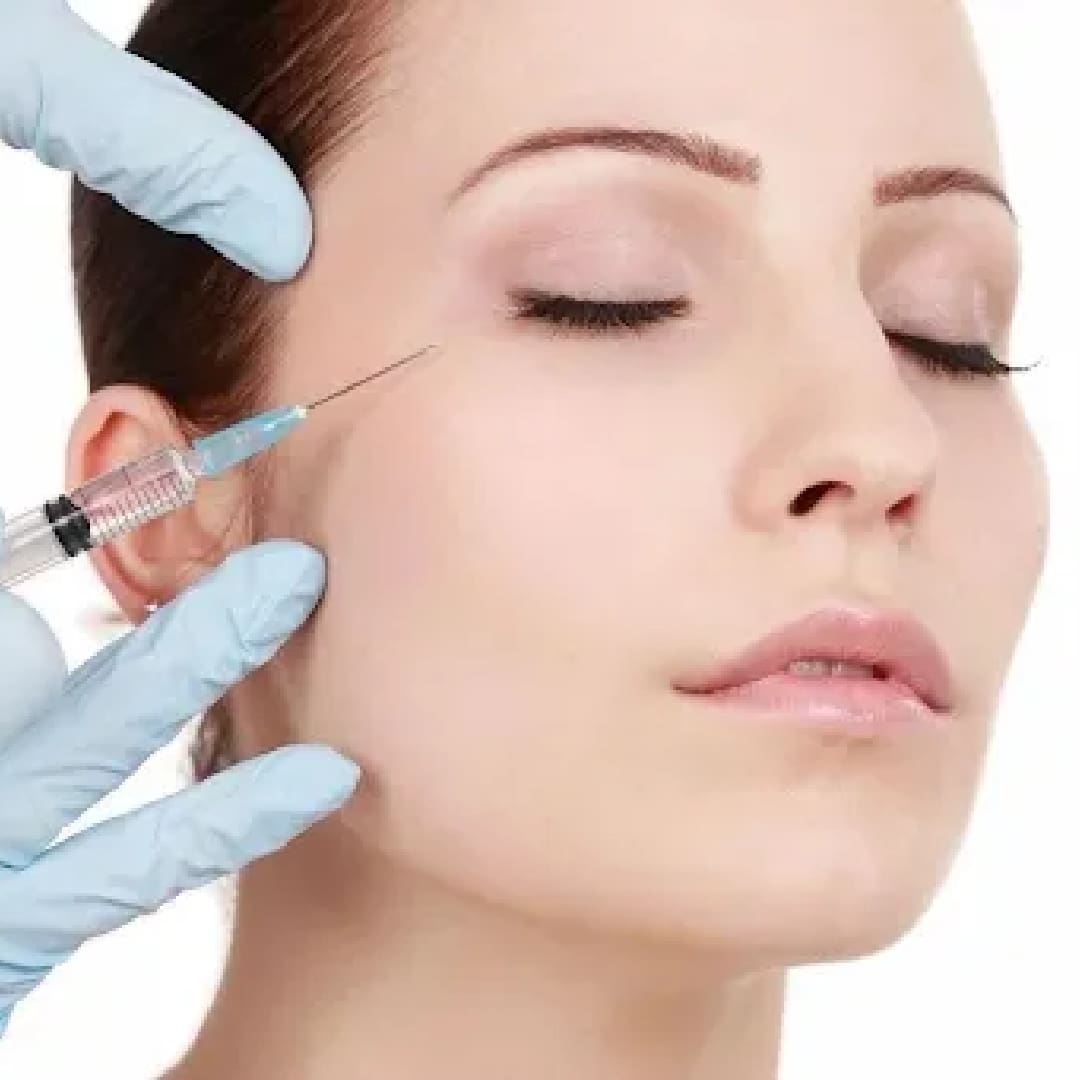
[297,342,675,824]
[317,338,705,677]
[926,386,1048,716]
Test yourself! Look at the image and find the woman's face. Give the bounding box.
[248,0,1048,964]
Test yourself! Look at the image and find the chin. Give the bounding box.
[566,812,965,970]
[686,827,957,967]
[735,870,943,967]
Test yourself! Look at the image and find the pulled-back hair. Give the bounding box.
[71,0,398,782]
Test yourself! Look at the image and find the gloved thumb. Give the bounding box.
[0,509,69,744]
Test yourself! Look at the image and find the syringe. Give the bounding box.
[0,345,434,589]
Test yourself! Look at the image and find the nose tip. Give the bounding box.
[734,350,940,533]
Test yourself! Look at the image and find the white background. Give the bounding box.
[0,1,1077,1077]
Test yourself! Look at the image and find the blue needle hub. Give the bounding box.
[191,405,309,478]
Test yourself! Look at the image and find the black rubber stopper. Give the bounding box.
[45,496,94,558]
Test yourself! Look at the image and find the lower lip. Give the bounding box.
[680,673,947,731]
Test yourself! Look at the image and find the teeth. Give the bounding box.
[784,659,878,678]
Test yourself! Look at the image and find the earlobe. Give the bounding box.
[65,385,252,623]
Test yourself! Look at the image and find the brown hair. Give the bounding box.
[71,0,398,782]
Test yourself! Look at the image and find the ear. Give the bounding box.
[65,385,253,624]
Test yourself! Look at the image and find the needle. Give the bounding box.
[306,344,438,411]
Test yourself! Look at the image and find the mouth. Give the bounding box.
[673,605,956,729]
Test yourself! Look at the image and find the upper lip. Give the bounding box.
[675,606,955,712]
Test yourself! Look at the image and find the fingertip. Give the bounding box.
[252,539,327,597]
[253,744,364,816]
[204,542,324,655]
[290,744,365,804]
[258,173,314,283]
[211,144,314,282]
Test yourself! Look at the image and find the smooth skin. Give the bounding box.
[0,0,361,1040]
[73,1,1049,1078]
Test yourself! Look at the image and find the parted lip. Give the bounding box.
[674,606,956,713]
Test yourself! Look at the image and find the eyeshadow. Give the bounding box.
[875,273,996,342]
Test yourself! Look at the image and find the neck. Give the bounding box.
[169,821,786,1080]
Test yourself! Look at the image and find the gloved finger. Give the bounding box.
[0,743,359,1012]
[0,592,68,749]
[0,508,70,744]
[0,0,311,281]
[0,540,328,871]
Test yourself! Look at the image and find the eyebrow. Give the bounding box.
[446,125,1015,221]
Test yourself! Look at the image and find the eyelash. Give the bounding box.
[507,288,1039,380]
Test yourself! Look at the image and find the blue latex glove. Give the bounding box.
[0,1,357,1039]
[0,0,312,280]
[0,528,361,1038]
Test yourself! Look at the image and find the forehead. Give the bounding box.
[383,0,1000,187]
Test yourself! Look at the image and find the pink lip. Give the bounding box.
[674,605,956,726]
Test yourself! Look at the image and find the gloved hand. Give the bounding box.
[0,0,311,280]
[0,0,360,1040]
[0,529,360,1039]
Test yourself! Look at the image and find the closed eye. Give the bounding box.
[882,329,1037,380]
[508,289,1040,380]
[508,289,689,334]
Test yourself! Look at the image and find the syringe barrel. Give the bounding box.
[73,445,201,545]
[0,506,73,587]
[0,445,202,589]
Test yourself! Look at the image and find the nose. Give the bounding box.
[733,316,940,537]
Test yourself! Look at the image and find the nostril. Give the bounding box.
[889,493,918,522]
[790,480,842,516]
